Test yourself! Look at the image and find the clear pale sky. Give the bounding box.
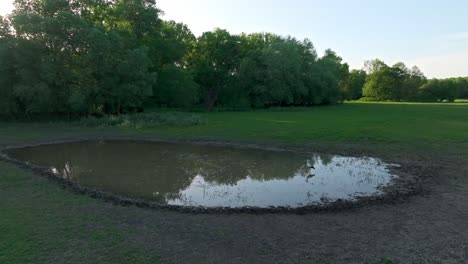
[1,0,467,78]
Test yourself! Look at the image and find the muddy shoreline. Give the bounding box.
[0,136,425,214]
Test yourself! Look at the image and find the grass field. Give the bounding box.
[2,102,468,146]
[161,102,468,144]
[1,102,468,263]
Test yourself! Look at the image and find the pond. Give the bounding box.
[4,140,398,208]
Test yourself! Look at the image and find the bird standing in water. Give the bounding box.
[306,159,316,182]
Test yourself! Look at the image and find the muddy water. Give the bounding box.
[5,140,397,208]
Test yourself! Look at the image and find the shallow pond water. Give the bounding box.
[5,140,397,208]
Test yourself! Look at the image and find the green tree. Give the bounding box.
[0,16,17,117]
[455,77,468,98]
[154,65,199,108]
[343,70,367,100]
[362,60,429,102]
[8,0,459,118]
[0,0,160,118]
[363,63,402,101]
[418,79,459,102]
[317,49,349,103]
[191,29,240,111]
[237,37,322,107]
[159,21,196,67]
[405,66,427,100]
[236,38,349,107]
[363,59,386,74]
[392,63,426,100]
[238,32,280,57]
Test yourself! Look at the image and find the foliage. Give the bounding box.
[444,77,468,99]
[235,38,349,107]
[418,79,459,102]
[1,0,466,120]
[343,70,367,100]
[238,37,308,107]
[190,29,241,111]
[153,65,199,108]
[0,1,356,118]
[318,49,349,103]
[362,61,425,101]
[0,0,158,118]
[361,59,464,102]
[158,20,196,67]
[363,63,405,101]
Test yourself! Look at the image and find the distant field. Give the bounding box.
[145,101,468,146]
[1,102,468,147]
[355,100,468,105]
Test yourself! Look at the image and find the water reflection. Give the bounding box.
[5,141,397,208]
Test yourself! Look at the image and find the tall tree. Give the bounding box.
[363,62,402,101]
[363,59,386,74]
[418,79,459,102]
[405,65,427,100]
[0,0,158,117]
[191,29,240,111]
[317,49,349,103]
[343,70,367,100]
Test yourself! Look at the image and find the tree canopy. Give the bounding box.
[362,59,464,102]
[0,0,465,120]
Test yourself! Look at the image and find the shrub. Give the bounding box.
[79,112,205,129]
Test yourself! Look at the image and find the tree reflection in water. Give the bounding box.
[6,141,396,208]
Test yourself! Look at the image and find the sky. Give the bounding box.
[1,0,467,78]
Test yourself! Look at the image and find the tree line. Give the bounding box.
[361,59,468,102]
[0,0,466,119]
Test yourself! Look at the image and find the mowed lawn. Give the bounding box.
[1,102,467,146]
[1,102,468,264]
[151,102,468,145]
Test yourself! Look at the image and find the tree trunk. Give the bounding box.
[205,87,220,112]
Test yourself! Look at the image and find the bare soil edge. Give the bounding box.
[0,137,424,215]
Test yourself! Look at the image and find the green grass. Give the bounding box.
[1,101,468,263]
[1,102,467,146]
[0,161,161,264]
[143,102,468,146]
[78,111,205,128]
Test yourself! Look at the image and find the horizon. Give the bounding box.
[2,0,467,78]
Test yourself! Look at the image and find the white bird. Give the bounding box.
[307,159,315,169]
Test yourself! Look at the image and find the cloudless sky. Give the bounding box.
[1,0,467,78]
